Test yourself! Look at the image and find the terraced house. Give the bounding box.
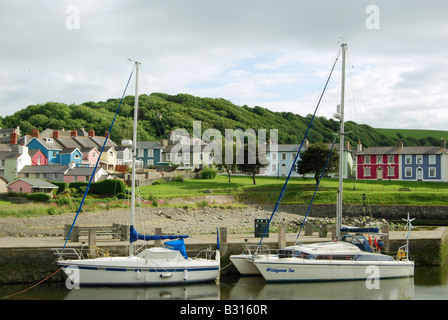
[356,140,448,182]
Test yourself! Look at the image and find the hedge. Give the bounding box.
[26,193,51,203]
[69,179,126,196]
[51,181,68,194]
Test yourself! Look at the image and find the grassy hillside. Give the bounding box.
[1,92,446,147]
[376,128,448,147]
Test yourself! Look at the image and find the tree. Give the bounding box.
[237,144,268,185]
[297,142,339,184]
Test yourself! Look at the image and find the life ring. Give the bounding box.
[397,249,406,260]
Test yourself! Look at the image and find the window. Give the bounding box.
[137,149,144,157]
[272,164,277,172]
[292,153,297,159]
[183,153,190,163]
[364,156,370,164]
[429,167,436,178]
[405,155,412,164]
[272,153,277,160]
[54,174,58,179]
[148,149,154,157]
[387,167,394,177]
[363,167,371,176]
[388,155,394,164]
[429,155,436,164]
[166,153,171,161]
[281,153,286,160]
[405,167,412,177]
[377,156,383,164]
[416,155,423,164]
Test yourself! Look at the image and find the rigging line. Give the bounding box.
[256,49,341,249]
[296,135,337,241]
[62,65,135,251]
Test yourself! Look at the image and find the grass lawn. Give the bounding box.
[140,174,448,206]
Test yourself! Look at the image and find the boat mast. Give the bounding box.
[336,43,347,240]
[129,60,140,257]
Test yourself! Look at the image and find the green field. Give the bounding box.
[141,174,448,206]
[2,174,448,218]
[376,128,448,143]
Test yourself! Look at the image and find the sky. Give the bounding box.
[1,0,448,131]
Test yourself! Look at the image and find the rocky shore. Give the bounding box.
[0,203,388,238]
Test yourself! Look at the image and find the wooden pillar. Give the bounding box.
[219,227,227,255]
[331,225,336,241]
[319,224,327,238]
[155,227,162,247]
[304,222,313,236]
[88,229,97,258]
[278,224,286,249]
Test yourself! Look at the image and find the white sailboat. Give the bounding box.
[252,43,415,282]
[55,61,220,286]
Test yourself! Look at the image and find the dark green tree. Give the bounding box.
[237,144,268,185]
[297,142,339,184]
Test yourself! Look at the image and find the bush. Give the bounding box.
[152,179,165,185]
[51,181,68,194]
[201,167,217,179]
[174,174,184,182]
[68,179,127,196]
[26,193,51,203]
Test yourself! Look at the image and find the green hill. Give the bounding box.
[376,128,448,147]
[1,92,446,148]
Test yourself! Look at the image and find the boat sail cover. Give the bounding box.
[129,225,189,243]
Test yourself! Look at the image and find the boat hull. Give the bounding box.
[58,256,219,286]
[253,258,414,282]
[230,254,260,275]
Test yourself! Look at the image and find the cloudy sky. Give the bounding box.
[1,0,448,131]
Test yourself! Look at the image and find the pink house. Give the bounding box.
[30,149,48,165]
[81,147,100,167]
[7,178,58,194]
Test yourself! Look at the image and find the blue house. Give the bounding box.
[27,136,83,167]
[399,144,446,181]
[27,136,63,165]
[55,148,83,167]
[136,141,162,168]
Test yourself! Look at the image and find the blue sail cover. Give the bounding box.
[164,239,188,259]
[129,225,189,243]
[340,227,379,234]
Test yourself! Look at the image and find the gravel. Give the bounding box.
[0,206,308,238]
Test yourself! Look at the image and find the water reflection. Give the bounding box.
[64,282,220,300]
[226,277,415,300]
[1,266,447,300]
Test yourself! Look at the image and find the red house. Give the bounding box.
[30,149,48,165]
[356,146,400,180]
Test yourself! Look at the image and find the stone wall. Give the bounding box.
[263,204,448,221]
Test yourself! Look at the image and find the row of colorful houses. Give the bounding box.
[2,126,448,196]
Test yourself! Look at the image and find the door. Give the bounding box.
[416,167,423,181]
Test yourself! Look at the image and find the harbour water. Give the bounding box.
[1,266,447,300]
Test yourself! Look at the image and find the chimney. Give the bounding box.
[105,131,109,138]
[88,129,95,137]
[442,138,446,149]
[53,130,59,139]
[357,141,363,153]
[71,130,78,138]
[31,128,40,138]
[399,141,404,148]
[10,130,18,145]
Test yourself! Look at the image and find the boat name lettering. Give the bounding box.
[266,268,294,273]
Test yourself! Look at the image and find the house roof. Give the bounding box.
[7,178,58,189]
[66,166,105,176]
[137,141,161,149]
[358,146,448,155]
[0,151,21,160]
[18,165,69,174]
